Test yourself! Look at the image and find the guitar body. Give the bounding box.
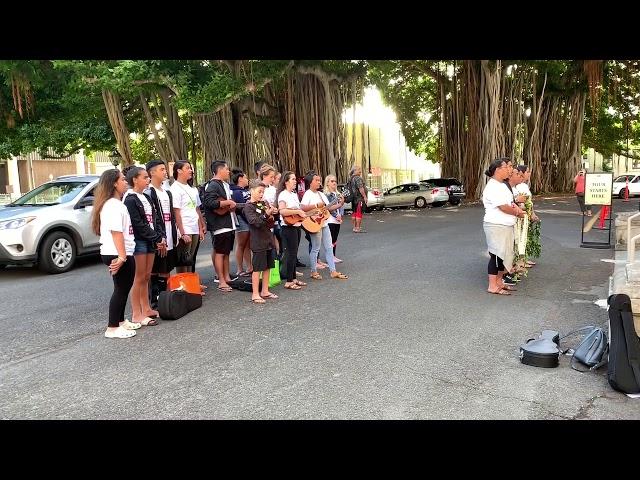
[302,209,330,233]
[283,214,305,226]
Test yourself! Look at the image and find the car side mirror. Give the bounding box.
[75,197,94,209]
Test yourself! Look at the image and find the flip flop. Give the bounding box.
[500,285,517,291]
[284,283,302,290]
[294,279,307,286]
[251,297,266,304]
[134,317,159,326]
[526,261,536,266]
[487,288,511,295]
[218,286,233,293]
[261,293,279,299]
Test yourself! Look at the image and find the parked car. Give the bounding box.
[612,174,640,198]
[383,183,449,209]
[0,175,100,273]
[420,177,466,205]
[338,184,385,212]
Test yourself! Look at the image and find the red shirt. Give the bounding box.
[575,174,585,194]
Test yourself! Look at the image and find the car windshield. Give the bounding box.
[9,181,89,206]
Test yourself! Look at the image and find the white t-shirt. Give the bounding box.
[514,183,532,199]
[100,198,135,256]
[170,181,202,235]
[263,185,277,205]
[151,186,174,250]
[324,191,341,225]
[483,178,516,226]
[278,190,302,227]
[214,181,237,236]
[301,190,331,229]
[137,193,154,229]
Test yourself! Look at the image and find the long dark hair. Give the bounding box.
[91,169,122,235]
[173,160,191,181]
[276,171,296,198]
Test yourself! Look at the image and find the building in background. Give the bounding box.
[0,149,114,202]
[583,148,638,177]
[343,87,440,190]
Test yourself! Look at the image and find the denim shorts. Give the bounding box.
[236,214,249,233]
[134,239,155,255]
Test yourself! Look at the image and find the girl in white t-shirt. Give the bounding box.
[91,169,139,339]
[300,174,348,280]
[277,171,308,290]
[259,164,280,256]
[482,158,525,296]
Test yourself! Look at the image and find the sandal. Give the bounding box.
[261,293,279,299]
[121,319,141,330]
[134,317,159,327]
[294,279,307,286]
[310,272,322,280]
[499,285,517,291]
[526,261,536,266]
[284,282,302,290]
[487,288,511,296]
[217,286,233,293]
[105,327,137,339]
[251,297,266,304]
[330,271,349,280]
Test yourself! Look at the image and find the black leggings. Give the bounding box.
[328,223,341,255]
[488,253,505,275]
[102,255,136,328]
[281,225,301,282]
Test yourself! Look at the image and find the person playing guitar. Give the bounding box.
[300,173,348,281]
[277,171,309,290]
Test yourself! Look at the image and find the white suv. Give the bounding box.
[0,175,101,273]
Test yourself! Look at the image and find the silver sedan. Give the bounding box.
[383,183,448,209]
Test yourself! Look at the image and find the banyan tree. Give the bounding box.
[59,60,367,183]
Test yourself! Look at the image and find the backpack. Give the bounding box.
[560,326,609,372]
[342,178,354,203]
[607,293,640,394]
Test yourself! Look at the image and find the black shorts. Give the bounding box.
[252,249,275,272]
[152,248,176,274]
[213,230,235,255]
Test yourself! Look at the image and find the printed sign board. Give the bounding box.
[584,173,613,206]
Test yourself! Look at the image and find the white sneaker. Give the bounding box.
[105,327,136,339]
[121,319,141,330]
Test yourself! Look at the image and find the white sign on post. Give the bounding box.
[584,173,613,206]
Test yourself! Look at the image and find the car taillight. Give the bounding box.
[445,187,449,193]
[432,188,439,194]
[373,189,381,196]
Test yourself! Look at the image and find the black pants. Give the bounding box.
[102,255,136,328]
[281,225,301,282]
[487,253,505,275]
[328,223,341,255]
[576,194,590,214]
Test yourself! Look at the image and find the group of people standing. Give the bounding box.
[92,158,357,338]
[482,157,541,296]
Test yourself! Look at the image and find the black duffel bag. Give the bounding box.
[607,293,640,394]
[158,289,202,320]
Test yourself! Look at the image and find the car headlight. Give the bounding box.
[0,216,36,230]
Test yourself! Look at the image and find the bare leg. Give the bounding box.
[214,253,229,288]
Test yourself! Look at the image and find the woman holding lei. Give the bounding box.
[514,165,540,272]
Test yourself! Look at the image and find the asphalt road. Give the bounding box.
[1,195,639,419]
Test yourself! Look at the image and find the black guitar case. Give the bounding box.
[158,290,202,320]
[519,335,560,368]
[607,294,640,394]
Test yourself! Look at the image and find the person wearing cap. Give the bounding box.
[145,160,177,309]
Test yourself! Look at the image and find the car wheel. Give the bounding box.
[619,189,628,199]
[449,198,461,206]
[38,231,76,274]
[415,197,427,209]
